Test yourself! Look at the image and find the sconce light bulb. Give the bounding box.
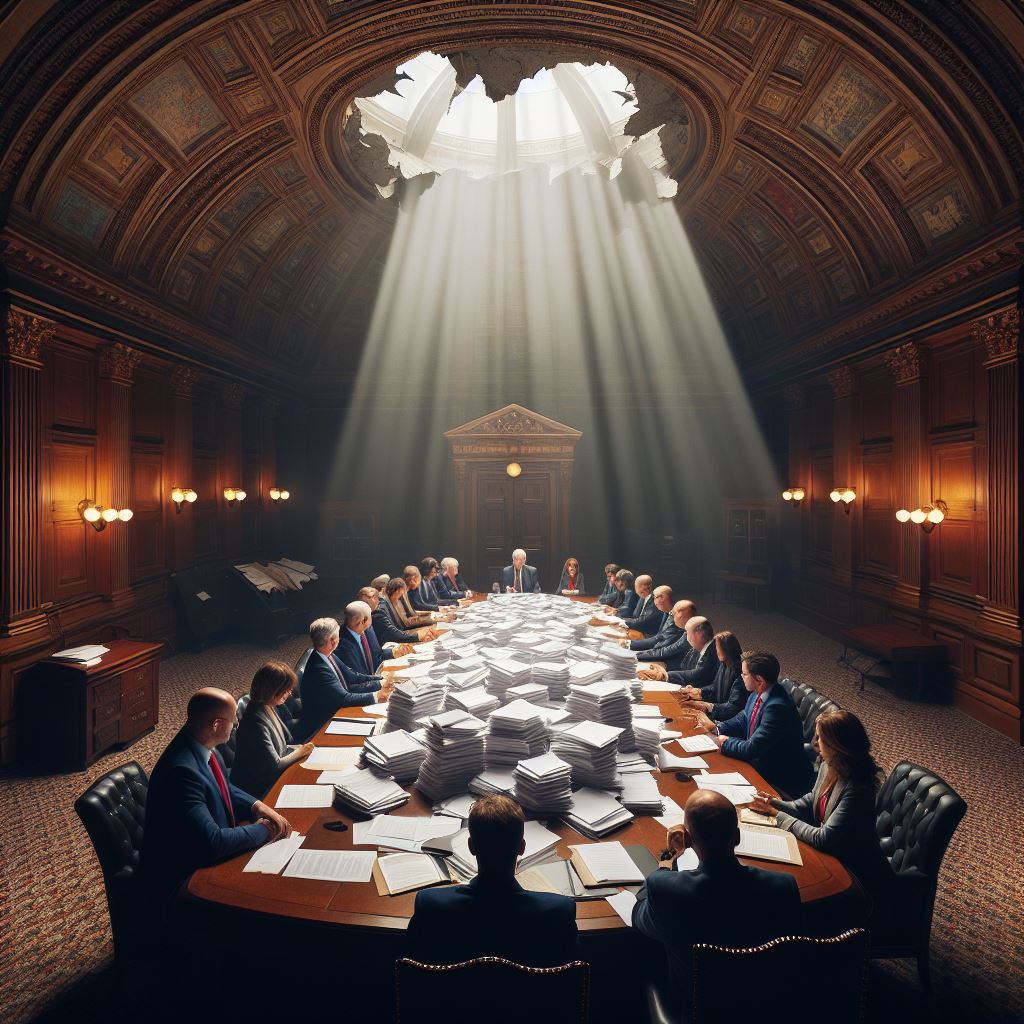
[118,508,133,522]
[791,488,805,502]
[842,488,856,504]
[83,505,102,523]
[927,507,945,525]
[829,489,841,503]
[782,490,793,501]
[280,490,290,500]
[269,487,281,501]
[235,489,246,502]
[101,507,119,522]
[224,488,236,501]
[896,509,911,523]
[910,508,926,524]
[185,489,198,503]
[171,487,184,504]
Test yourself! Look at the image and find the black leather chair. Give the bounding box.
[780,677,841,767]
[217,692,250,773]
[396,957,590,1024]
[73,761,150,960]
[647,929,868,1024]
[871,761,967,987]
[277,646,312,737]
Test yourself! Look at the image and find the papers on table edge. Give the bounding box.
[282,848,377,883]
[274,784,334,808]
[605,889,637,926]
[243,833,305,874]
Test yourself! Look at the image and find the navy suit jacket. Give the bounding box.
[407,875,578,967]
[623,594,659,633]
[295,650,379,740]
[597,580,617,604]
[436,572,470,600]
[142,729,266,899]
[668,640,719,687]
[411,578,456,610]
[501,564,541,593]
[372,601,418,645]
[719,685,815,798]
[634,624,691,669]
[614,588,638,616]
[702,663,747,721]
[337,627,388,674]
[633,858,801,996]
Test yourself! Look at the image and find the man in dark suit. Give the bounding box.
[634,599,695,671]
[622,575,659,632]
[295,617,391,741]
[703,650,815,799]
[142,687,291,901]
[412,557,458,609]
[598,563,621,607]
[633,790,801,999]
[436,556,473,600]
[406,795,577,967]
[364,586,437,646]
[610,568,638,616]
[623,587,674,646]
[337,600,394,674]
[501,548,541,593]
[639,617,719,688]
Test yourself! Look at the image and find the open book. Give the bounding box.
[373,853,454,896]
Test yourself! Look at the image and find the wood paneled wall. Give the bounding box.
[0,307,299,764]
[779,306,1022,741]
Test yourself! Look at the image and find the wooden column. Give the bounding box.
[169,366,199,570]
[1,310,53,634]
[96,344,141,606]
[828,366,857,588]
[222,382,245,558]
[886,342,926,608]
[975,309,1021,628]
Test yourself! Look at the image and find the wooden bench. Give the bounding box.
[712,569,771,614]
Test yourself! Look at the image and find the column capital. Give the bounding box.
[223,382,246,409]
[972,307,1020,369]
[827,365,857,399]
[99,342,142,384]
[170,365,200,398]
[2,309,54,369]
[885,341,924,386]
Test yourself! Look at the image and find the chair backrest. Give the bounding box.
[277,646,313,735]
[217,692,250,771]
[395,957,590,1024]
[73,761,149,958]
[876,761,967,878]
[692,930,868,1024]
[780,676,841,750]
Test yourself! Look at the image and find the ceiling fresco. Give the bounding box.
[0,0,1019,386]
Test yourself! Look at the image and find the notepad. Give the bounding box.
[326,719,377,736]
[569,842,645,886]
[301,747,363,769]
[678,734,719,753]
[275,785,335,808]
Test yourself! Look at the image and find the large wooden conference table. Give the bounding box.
[187,604,854,934]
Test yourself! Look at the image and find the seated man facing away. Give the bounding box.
[362,585,436,647]
[701,650,814,799]
[598,563,621,606]
[622,575,659,633]
[142,687,291,902]
[436,556,473,600]
[295,617,391,741]
[642,617,719,689]
[502,548,542,593]
[633,790,801,1000]
[633,598,694,671]
[406,795,578,967]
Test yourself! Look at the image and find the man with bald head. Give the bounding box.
[640,616,719,687]
[621,575,660,633]
[142,687,291,901]
[633,598,696,672]
[632,789,801,998]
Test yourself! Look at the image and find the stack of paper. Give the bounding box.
[445,667,490,692]
[446,820,561,881]
[533,661,572,700]
[562,787,634,839]
[386,680,446,733]
[656,746,709,773]
[600,644,638,677]
[565,680,635,751]
[361,730,426,783]
[468,768,518,797]
[694,772,758,805]
[332,767,409,815]
[567,660,609,689]
[486,699,548,768]
[448,654,486,672]
[433,793,476,819]
[415,710,488,800]
[357,813,461,852]
[531,639,575,661]
[445,686,500,719]
[631,719,663,764]
[486,657,534,700]
[505,681,549,703]
[616,750,654,774]
[551,720,624,789]
[514,752,574,813]
[624,677,645,702]
[618,771,664,815]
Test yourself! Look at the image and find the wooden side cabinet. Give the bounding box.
[24,641,162,770]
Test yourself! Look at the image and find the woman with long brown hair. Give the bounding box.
[751,709,891,887]
[556,556,585,596]
[678,630,746,721]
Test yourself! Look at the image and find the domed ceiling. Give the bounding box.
[0,1,1020,390]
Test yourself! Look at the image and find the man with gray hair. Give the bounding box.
[436,557,472,600]
[621,574,659,632]
[337,600,393,676]
[640,616,718,687]
[295,616,391,740]
[501,548,541,593]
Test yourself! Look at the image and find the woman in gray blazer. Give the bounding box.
[231,662,313,799]
[751,709,891,888]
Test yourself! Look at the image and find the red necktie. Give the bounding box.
[748,695,763,737]
[360,631,373,673]
[208,752,235,826]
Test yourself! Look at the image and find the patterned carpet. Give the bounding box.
[1,605,1021,1023]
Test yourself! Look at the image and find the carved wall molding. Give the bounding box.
[2,309,55,368]
[972,307,1021,368]
[783,383,806,410]
[223,382,246,408]
[885,341,923,386]
[169,365,200,397]
[98,342,142,384]
[827,366,857,399]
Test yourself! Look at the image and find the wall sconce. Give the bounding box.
[78,499,133,532]
[506,462,522,478]
[171,487,198,514]
[268,487,291,501]
[223,487,247,503]
[896,500,947,534]
[781,487,805,506]
[829,487,856,514]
